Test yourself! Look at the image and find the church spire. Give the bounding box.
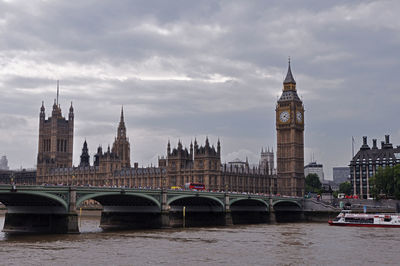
[116,106,126,139]
[120,106,124,123]
[56,80,59,106]
[283,57,296,84]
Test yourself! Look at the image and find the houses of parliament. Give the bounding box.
[36,62,304,196]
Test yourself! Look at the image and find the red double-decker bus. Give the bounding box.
[184,183,205,190]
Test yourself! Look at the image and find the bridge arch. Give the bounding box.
[76,192,161,209]
[167,195,224,209]
[229,198,269,209]
[168,194,225,227]
[0,191,69,212]
[272,200,302,210]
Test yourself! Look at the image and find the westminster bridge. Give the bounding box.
[0,185,325,234]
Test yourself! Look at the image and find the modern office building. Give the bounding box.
[349,135,400,199]
[0,155,9,170]
[304,161,324,182]
[332,167,350,184]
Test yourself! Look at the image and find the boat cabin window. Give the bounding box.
[344,217,374,224]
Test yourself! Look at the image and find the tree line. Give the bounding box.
[370,164,400,199]
[305,164,400,200]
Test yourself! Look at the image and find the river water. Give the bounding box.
[0,214,399,266]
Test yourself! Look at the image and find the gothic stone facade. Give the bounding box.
[276,62,305,196]
[36,101,74,183]
[36,105,272,194]
[37,107,131,186]
[156,139,273,193]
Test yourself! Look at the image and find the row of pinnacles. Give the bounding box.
[36,93,273,193]
[159,138,272,192]
[160,137,220,170]
[36,61,303,195]
[78,108,130,171]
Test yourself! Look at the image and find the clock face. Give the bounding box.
[279,111,290,122]
[296,111,302,122]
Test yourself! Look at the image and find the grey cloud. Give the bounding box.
[0,0,399,179]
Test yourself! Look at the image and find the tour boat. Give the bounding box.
[328,211,400,227]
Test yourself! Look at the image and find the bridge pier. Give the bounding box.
[269,198,276,223]
[3,212,79,234]
[224,211,233,226]
[224,194,233,226]
[269,210,276,224]
[67,188,79,233]
[160,189,170,228]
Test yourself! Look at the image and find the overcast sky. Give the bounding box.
[0,0,399,179]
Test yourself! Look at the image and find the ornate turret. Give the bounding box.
[69,102,74,120]
[52,99,60,117]
[111,107,131,168]
[178,140,182,150]
[117,106,126,139]
[190,141,193,159]
[40,101,45,121]
[79,140,90,167]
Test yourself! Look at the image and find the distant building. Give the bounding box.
[0,169,36,185]
[229,158,249,168]
[260,147,275,175]
[332,167,350,184]
[304,161,324,182]
[349,135,400,199]
[0,155,9,170]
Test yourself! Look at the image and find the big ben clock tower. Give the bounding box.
[276,60,305,196]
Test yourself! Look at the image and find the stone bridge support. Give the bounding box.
[224,193,233,226]
[65,188,79,233]
[269,198,276,224]
[160,189,170,228]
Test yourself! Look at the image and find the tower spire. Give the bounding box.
[120,106,124,123]
[283,58,296,84]
[57,80,59,106]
